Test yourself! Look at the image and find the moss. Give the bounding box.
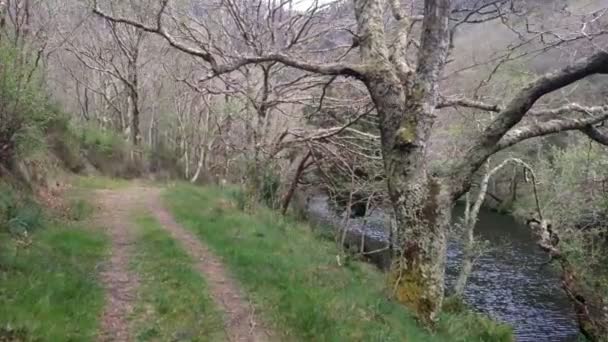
[390,256,436,324]
[395,124,417,145]
[421,178,441,227]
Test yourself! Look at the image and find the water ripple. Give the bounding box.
[305,195,580,341]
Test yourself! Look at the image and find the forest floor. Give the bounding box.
[0,176,513,341]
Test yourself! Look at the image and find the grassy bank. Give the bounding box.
[72,175,131,190]
[130,214,226,341]
[0,195,107,341]
[164,184,512,341]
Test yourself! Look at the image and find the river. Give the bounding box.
[302,194,580,341]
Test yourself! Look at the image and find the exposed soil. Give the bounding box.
[147,190,273,342]
[94,185,272,341]
[94,187,152,342]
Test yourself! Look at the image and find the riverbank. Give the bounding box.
[1,178,512,341]
[293,190,580,341]
[164,183,512,341]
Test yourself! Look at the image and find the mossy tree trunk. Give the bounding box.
[387,177,451,323]
[355,0,452,322]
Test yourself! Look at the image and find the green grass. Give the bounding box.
[72,175,131,190]
[164,184,513,342]
[0,222,107,341]
[131,214,226,341]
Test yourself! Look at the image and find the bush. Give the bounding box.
[227,187,247,211]
[80,124,126,158]
[245,162,281,209]
[260,168,281,208]
[514,141,608,338]
[0,183,44,238]
[0,42,57,166]
[146,140,182,178]
[78,124,142,177]
[45,112,86,172]
[66,198,94,221]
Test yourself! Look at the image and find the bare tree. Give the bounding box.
[93,0,608,322]
[67,2,154,147]
[453,157,535,297]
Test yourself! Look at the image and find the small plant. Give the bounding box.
[442,296,468,314]
[227,187,247,211]
[67,199,93,221]
[260,168,281,208]
[0,183,44,236]
[80,124,126,157]
[0,325,29,341]
[243,162,281,209]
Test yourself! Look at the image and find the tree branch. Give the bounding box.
[498,107,608,149]
[446,50,608,199]
[439,98,608,118]
[209,54,364,79]
[93,0,364,79]
[476,51,608,144]
[415,0,451,88]
[581,125,608,146]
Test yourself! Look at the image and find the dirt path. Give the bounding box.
[94,185,271,342]
[146,189,272,342]
[94,187,155,342]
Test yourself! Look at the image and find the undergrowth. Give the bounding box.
[0,183,107,341]
[72,175,131,190]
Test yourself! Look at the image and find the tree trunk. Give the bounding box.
[454,236,474,297]
[281,152,312,215]
[454,158,526,297]
[190,145,207,183]
[367,72,451,323]
[350,0,451,322]
[388,177,451,324]
[454,193,474,297]
[127,61,140,146]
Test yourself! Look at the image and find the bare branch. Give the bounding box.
[93,0,364,79]
[581,125,608,146]
[439,98,608,118]
[446,50,608,199]
[209,53,365,79]
[498,108,608,149]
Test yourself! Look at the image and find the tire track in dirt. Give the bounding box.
[146,188,273,342]
[94,187,155,342]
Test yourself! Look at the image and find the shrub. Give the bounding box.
[0,183,44,238]
[45,113,86,172]
[0,42,57,166]
[514,141,608,338]
[227,187,247,211]
[66,198,94,221]
[244,161,281,209]
[80,124,126,158]
[78,124,142,177]
[260,168,281,208]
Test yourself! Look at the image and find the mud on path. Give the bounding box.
[94,185,272,342]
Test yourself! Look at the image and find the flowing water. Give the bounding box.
[303,195,580,341]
